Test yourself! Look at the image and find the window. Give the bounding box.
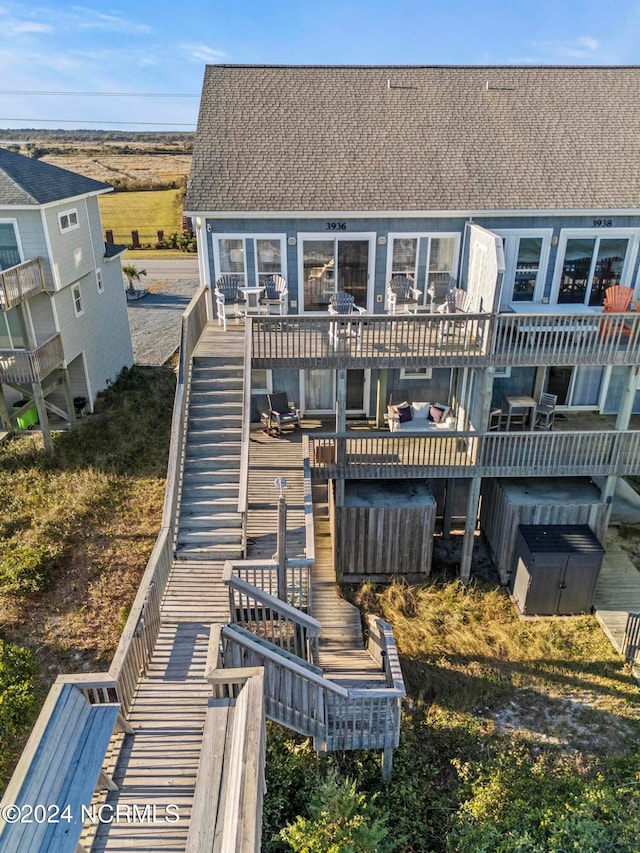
[0,221,21,271]
[497,230,551,304]
[255,239,284,288]
[215,235,287,291]
[553,230,638,306]
[493,366,511,378]
[387,233,460,308]
[400,367,433,380]
[59,209,79,233]
[251,369,272,394]
[95,269,103,293]
[72,283,83,316]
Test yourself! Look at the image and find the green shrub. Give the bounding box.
[0,640,39,786]
[447,748,640,853]
[280,774,389,853]
[0,543,55,595]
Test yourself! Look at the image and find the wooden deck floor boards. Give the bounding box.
[593,530,640,656]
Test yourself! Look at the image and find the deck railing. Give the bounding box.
[238,318,253,555]
[307,429,640,480]
[0,258,45,310]
[0,333,64,384]
[223,563,320,663]
[220,624,403,757]
[111,287,208,714]
[227,558,312,612]
[249,311,640,369]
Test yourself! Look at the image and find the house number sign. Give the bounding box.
[592,219,613,227]
[326,222,347,230]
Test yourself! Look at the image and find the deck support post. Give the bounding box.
[442,478,455,539]
[335,369,347,507]
[603,365,639,525]
[381,746,393,781]
[31,381,52,452]
[375,369,388,429]
[0,384,11,431]
[460,476,481,584]
[276,492,287,601]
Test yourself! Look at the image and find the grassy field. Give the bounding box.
[98,188,184,246]
[0,365,175,788]
[264,580,640,852]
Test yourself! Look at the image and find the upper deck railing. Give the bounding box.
[0,258,46,310]
[250,311,640,369]
[0,333,64,384]
[307,429,640,480]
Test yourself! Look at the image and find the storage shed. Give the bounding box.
[510,524,605,616]
[331,479,436,582]
[480,477,607,584]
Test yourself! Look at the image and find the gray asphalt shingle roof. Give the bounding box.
[186,64,640,214]
[0,147,111,205]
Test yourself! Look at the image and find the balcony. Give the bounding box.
[0,258,46,311]
[249,311,640,369]
[0,334,64,384]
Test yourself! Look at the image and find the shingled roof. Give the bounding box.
[186,64,640,214]
[0,147,111,206]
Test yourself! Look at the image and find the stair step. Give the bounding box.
[183,459,241,473]
[189,401,243,413]
[177,513,242,529]
[177,529,243,544]
[180,483,238,497]
[184,451,241,465]
[176,544,244,560]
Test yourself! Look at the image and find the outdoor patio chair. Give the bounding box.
[534,392,557,430]
[327,291,366,349]
[259,275,288,315]
[214,275,245,331]
[426,274,456,312]
[598,285,638,342]
[261,392,300,436]
[436,287,473,341]
[489,407,503,431]
[387,275,422,315]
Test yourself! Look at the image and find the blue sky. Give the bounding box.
[1,0,640,130]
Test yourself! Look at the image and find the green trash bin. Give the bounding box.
[12,400,38,430]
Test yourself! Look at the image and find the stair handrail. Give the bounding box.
[223,562,321,663]
[237,318,253,556]
[111,286,208,714]
[220,624,403,763]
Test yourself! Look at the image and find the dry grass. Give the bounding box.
[357,578,639,747]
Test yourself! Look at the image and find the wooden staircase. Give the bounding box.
[176,357,244,560]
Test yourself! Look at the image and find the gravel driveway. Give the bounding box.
[127,275,200,365]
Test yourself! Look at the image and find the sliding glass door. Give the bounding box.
[553,231,638,306]
[301,235,372,312]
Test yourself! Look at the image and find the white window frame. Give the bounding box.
[494,229,552,306]
[251,369,273,395]
[95,268,103,294]
[297,232,376,314]
[493,366,512,378]
[71,283,83,317]
[213,234,288,291]
[400,367,433,380]
[0,218,24,269]
[58,208,79,233]
[550,228,640,306]
[385,232,461,310]
[254,236,287,288]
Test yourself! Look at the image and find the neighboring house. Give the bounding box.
[185,64,640,581]
[0,148,134,450]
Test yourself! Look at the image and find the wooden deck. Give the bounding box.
[593,530,640,659]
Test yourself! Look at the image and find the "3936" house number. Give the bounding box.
[326,222,347,230]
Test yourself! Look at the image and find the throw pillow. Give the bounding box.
[396,402,412,423]
[429,404,445,424]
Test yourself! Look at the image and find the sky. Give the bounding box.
[1,0,640,131]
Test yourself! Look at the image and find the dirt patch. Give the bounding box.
[490,687,638,755]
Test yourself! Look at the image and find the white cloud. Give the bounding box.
[179,42,226,63]
[532,36,600,61]
[69,6,153,34]
[9,21,53,33]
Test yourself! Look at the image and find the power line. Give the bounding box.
[0,117,196,127]
[0,90,199,97]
